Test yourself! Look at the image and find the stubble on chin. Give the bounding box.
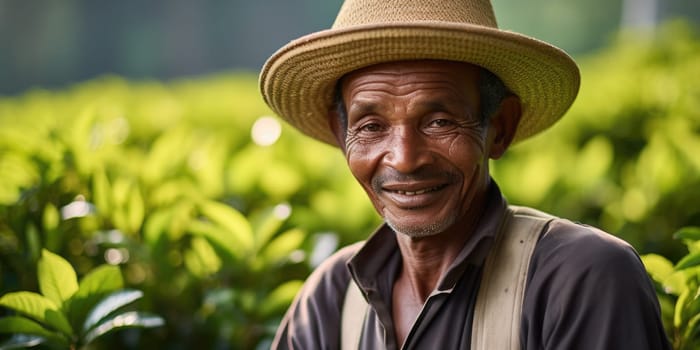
[384,211,458,239]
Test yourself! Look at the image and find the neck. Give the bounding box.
[394,190,488,301]
[395,237,465,301]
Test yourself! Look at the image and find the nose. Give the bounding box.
[383,126,434,173]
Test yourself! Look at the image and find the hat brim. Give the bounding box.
[260,22,580,146]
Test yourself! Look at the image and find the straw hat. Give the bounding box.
[260,0,580,146]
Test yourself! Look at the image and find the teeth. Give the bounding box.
[394,186,441,196]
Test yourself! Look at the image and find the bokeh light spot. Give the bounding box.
[251,116,282,146]
[273,203,292,220]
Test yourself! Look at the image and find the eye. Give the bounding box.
[428,118,455,128]
[358,122,383,133]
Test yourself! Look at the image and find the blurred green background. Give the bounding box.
[1,1,699,349]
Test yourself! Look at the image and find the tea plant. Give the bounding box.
[0,249,163,349]
[643,227,700,349]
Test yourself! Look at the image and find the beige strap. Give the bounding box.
[341,206,552,350]
[470,206,553,350]
[341,278,368,350]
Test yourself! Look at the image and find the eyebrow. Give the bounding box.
[419,101,451,112]
[346,101,382,119]
[416,99,478,120]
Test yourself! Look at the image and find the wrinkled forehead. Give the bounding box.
[339,60,482,101]
[342,59,480,85]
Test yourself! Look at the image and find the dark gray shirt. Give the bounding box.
[271,183,670,349]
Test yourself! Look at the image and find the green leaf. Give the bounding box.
[259,228,306,265]
[82,289,143,334]
[258,280,304,318]
[642,254,675,282]
[38,249,79,309]
[143,208,172,245]
[42,204,60,232]
[82,311,164,344]
[250,206,286,252]
[642,254,687,295]
[675,287,691,328]
[0,292,72,335]
[187,219,244,260]
[683,309,700,342]
[127,185,145,234]
[675,227,700,242]
[0,334,47,350]
[77,265,124,297]
[0,317,67,347]
[0,316,54,338]
[676,252,700,271]
[67,265,124,330]
[198,200,254,253]
[184,237,222,277]
[26,224,41,263]
[93,167,113,214]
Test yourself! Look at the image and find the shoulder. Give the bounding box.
[532,218,641,273]
[521,217,670,349]
[527,218,650,299]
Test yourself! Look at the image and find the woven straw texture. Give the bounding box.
[260,0,580,146]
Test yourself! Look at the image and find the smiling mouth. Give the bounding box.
[387,184,447,196]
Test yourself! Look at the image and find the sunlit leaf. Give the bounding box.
[257,280,304,318]
[259,162,303,199]
[82,289,143,334]
[127,185,145,234]
[198,200,254,253]
[0,316,63,343]
[68,265,124,329]
[0,153,39,205]
[250,206,285,251]
[684,312,700,345]
[77,265,124,297]
[187,219,244,260]
[0,292,72,335]
[189,136,227,198]
[93,167,113,214]
[111,177,133,232]
[642,254,675,282]
[143,208,172,245]
[82,311,164,344]
[226,146,269,194]
[675,287,691,328]
[184,237,222,277]
[674,227,700,242]
[38,249,79,308]
[641,254,687,296]
[141,127,191,185]
[676,252,700,271]
[42,204,60,232]
[259,229,306,265]
[571,136,613,187]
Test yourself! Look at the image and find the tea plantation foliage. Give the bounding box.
[1,22,698,348]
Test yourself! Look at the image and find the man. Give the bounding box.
[260,0,670,349]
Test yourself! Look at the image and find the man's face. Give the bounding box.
[336,60,501,238]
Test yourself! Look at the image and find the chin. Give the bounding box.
[386,215,457,239]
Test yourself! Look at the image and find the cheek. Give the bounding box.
[446,132,487,166]
[345,144,378,183]
[346,147,387,212]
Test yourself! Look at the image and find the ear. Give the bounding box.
[488,95,521,159]
[327,109,347,153]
